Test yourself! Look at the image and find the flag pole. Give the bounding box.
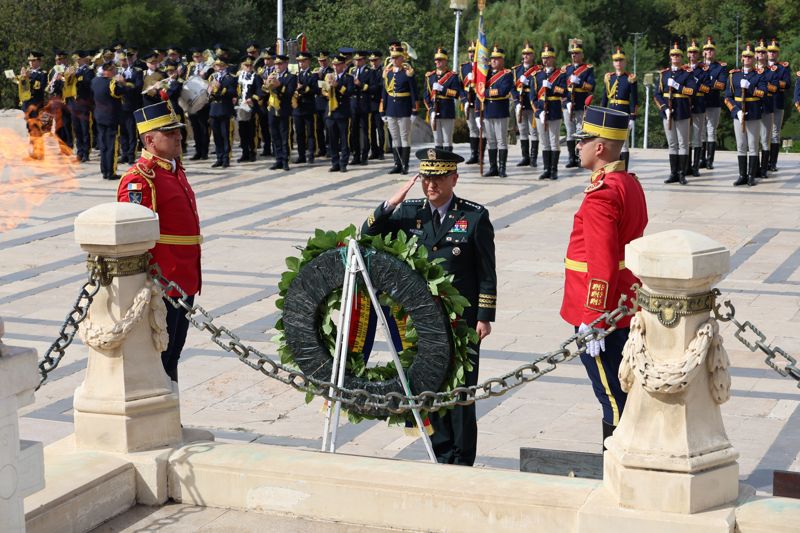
[477,0,486,176]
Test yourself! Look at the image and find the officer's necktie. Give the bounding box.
[433,210,441,232]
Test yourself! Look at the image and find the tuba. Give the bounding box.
[401,41,417,61]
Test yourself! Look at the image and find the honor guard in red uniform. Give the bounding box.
[117,101,202,382]
[560,106,648,447]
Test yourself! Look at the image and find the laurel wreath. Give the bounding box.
[274,225,477,424]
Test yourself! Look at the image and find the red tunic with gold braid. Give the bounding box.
[117,150,202,297]
[560,160,647,329]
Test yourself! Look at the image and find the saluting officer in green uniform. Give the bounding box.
[362,148,497,467]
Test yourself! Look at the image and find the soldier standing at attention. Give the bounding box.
[725,43,767,187]
[141,50,166,107]
[117,101,201,383]
[186,48,212,161]
[324,54,355,173]
[382,42,417,175]
[686,40,711,177]
[91,60,125,180]
[17,51,48,160]
[460,41,484,165]
[754,39,777,178]
[266,54,297,171]
[655,42,695,185]
[368,51,385,160]
[512,41,539,168]
[561,106,647,448]
[482,46,513,177]
[424,47,462,153]
[562,38,595,169]
[293,51,319,164]
[208,56,238,168]
[533,43,567,180]
[349,51,372,166]
[70,50,95,163]
[600,47,637,170]
[314,51,333,158]
[766,39,790,172]
[699,37,727,170]
[118,50,144,165]
[236,57,259,163]
[362,148,496,466]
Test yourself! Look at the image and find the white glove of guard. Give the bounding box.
[664,109,671,121]
[740,78,750,89]
[466,72,474,81]
[667,78,679,90]
[566,102,573,114]
[476,120,482,130]
[381,115,388,123]
[410,114,418,123]
[515,103,522,115]
[569,74,581,84]
[432,82,444,92]
[538,110,546,123]
[737,110,744,122]
[519,74,528,85]
[578,323,606,358]
[542,79,553,89]
[628,119,635,129]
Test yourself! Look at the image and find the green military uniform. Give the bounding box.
[361,149,497,465]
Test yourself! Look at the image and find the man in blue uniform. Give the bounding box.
[266,54,297,171]
[755,39,777,178]
[725,43,767,187]
[600,47,638,170]
[482,46,513,177]
[534,43,567,180]
[424,47,462,153]
[236,57,260,163]
[686,40,711,177]
[91,60,125,180]
[349,51,372,165]
[382,42,417,174]
[323,54,354,173]
[362,148,496,466]
[208,57,238,168]
[186,48,212,161]
[766,39,790,172]
[700,37,727,170]
[368,51,385,160]
[118,50,144,165]
[512,41,539,168]
[293,51,318,164]
[70,50,95,163]
[17,51,48,160]
[46,50,74,154]
[655,42,696,185]
[562,38,595,169]
[313,50,333,158]
[460,41,485,165]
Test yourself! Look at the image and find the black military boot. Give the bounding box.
[498,149,508,177]
[733,155,748,186]
[748,155,759,186]
[690,147,701,177]
[517,140,530,166]
[760,149,770,178]
[550,150,559,179]
[538,151,551,180]
[485,149,499,176]
[769,142,780,171]
[678,154,688,185]
[699,141,708,168]
[620,152,629,171]
[602,421,615,452]
[466,137,479,164]
[435,145,443,151]
[706,141,716,169]
[565,140,578,168]
[388,148,402,174]
[445,145,453,153]
[400,147,410,174]
[530,140,538,167]
[664,154,679,183]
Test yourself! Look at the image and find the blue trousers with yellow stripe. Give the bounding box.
[577,327,629,426]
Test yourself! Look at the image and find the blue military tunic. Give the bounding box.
[483,69,514,119]
[654,67,695,120]
[758,64,780,114]
[90,76,123,126]
[459,61,482,113]
[704,61,728,109]
[381,64,417,117]
[511,63,538,110]
[687,63,711,114]
[771,62,791,111]
[293,67,318,116]
[532,68,567,120]
[562,63,595,111]
[724,68,767,120]
[600,72,637,116]
[424,69,462,119]
[348,64,372,114]
[209,72,237,118]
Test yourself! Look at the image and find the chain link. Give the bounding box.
[36,258,104,390]
[713,289,800,386]
[149,263,635,413]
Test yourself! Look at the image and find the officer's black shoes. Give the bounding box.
[664,154,678,183]
[389,148,402,174]
[293,157,307,164]
[530,141,539,168]
[316,150,327,158]
[517,140,530,166]
[329,164,340,172]
[498,149,508,178]
[283,161,290,171]
[359,159,367,166]
[269,161,281,170]
[769,143,780,171]
[538,151,551,179]
[308,156,315,164]
[549,151,560,180]
[190,153,202,161]
[211,161,222,168]
[340,165,347,173]
[485,149,499,177]
[236,156,247,163]
[747,155,759,186]
[760,150,770,178]
[732,155,748,186]
[564,141,578,168]
[677,154,688,185]
[699,142,708,168]
[221,162,230,168]
[400,147,411,175]
[706,142,715,169]
[465,137,479,164]
[690,147,701,177]
[104,174,121,181]
[733,177,748,186]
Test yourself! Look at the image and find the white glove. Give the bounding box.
[740,78,751,89]
[432,82,444,92]
[566,102,573,114]
[381,115,388,123]
[476,120,482,130]
[519,74,528,86]
[538,110,546,123]
[515,103,522,116]
[410,114,418,123]
[579,323,606,358]
[737,110,744,122]
[542,79,552,89]
[667,78,679,90]
[569,74,581,84]
[466,72,473,81]
[664,109,671,121]
[628,119,635,130]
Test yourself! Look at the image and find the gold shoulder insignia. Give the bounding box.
[425,70,435,77]
[513,63,522,70]
[585,179,604,193]
[660,67,669,73]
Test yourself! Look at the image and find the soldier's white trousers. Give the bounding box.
[702,107,721,143]
[690,113,704,148]
[663,118,689,155]
[771,109,784,143]
[432,118,454,146]
[563,109,584,141]
[536,118,561,150]
[759,112,773,151]
[465,107,483,138]
[516,109,537,141]
[386,116,411,147]
[733,118,760,156]
[484,117,508,150]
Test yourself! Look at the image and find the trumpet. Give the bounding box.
[141,78,170,95]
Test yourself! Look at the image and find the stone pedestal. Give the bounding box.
[603,230,739,514]
[72,203,182,453]
[1,318,45,533]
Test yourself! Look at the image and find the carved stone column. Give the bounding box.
[603,229,739,514]
[72,203,182,453]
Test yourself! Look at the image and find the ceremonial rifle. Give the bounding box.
[741,73,746,132]
[667,72,673,130]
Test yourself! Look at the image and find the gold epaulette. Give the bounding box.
[425,70,435,77]
[660,67,670,73]
[730,68,741,73]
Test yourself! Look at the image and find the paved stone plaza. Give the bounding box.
[2,110,799,507]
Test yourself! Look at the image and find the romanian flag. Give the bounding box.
[473,11,489,102]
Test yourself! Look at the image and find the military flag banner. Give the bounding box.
[473,8,489,102]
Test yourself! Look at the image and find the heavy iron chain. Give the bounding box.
[35,257,106,390]
[713,289,800,386]
[149,263,635,413]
